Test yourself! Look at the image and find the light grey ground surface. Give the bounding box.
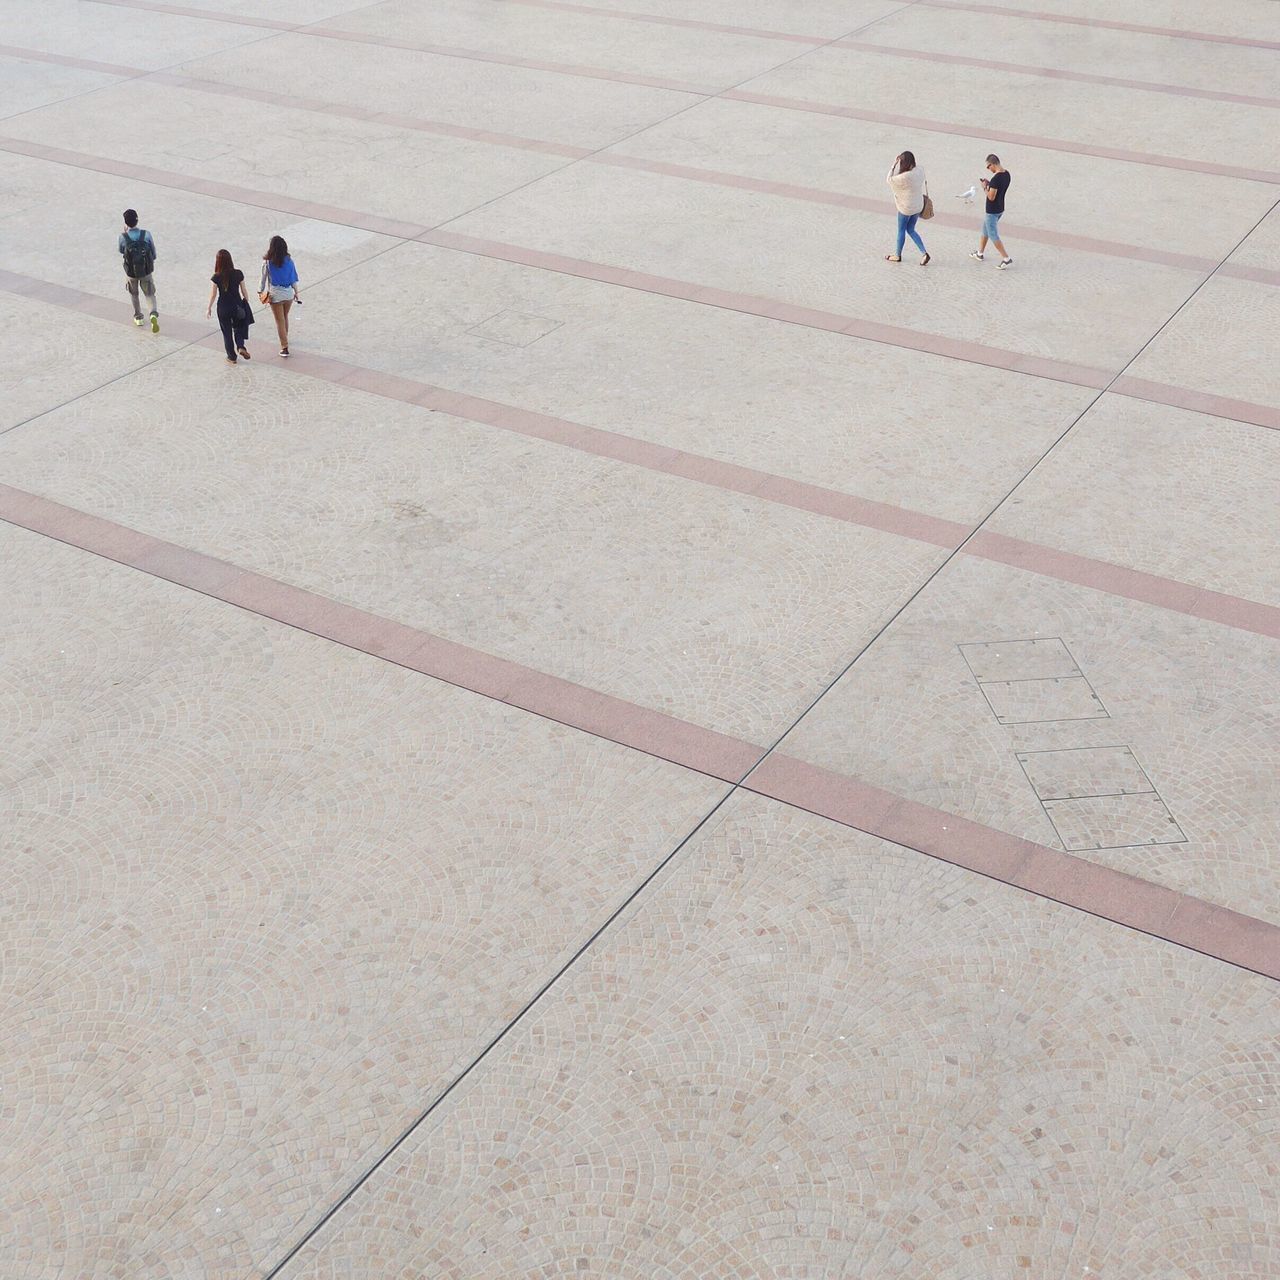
[1,0,1277,1276]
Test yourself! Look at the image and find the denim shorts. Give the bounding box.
[982,211,1003,239]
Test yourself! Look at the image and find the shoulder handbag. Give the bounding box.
[257,263,271,305]
[919,180,935,220]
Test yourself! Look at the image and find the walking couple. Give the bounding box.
[884,152,1013,268]
[202,235,302,363]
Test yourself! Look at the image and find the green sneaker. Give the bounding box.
[150,313,160,333]
[133,315,143,327]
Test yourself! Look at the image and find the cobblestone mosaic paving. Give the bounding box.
[1,0,1276,1275]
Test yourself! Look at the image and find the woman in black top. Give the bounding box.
[205,249,254,363]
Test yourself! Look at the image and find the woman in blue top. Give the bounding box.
[259,235,300,356]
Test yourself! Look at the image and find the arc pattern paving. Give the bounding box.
[1,0,1277,1276]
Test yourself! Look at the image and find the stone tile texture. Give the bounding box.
[278,796,1280,1279]
[1,0,1277,1273]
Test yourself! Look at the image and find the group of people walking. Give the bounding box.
[119,212,302,364]
[885,152,1013,269]
[119,157,1011,368]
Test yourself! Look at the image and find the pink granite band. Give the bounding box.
[0,41,145,77]
[420,228,1114,389]
[915,0,1280,52]
[0,483,762,783]
[86,0,297,30]
[1110,377,1280,433]
[1,482,1274,982]
[70,0,1280,181]
[835,36,1280,110]
[2,265,1276,646]
[745,754,1280,982]
[8,43,1268,281]
[722,90,1280,186]
[497,0,831,45]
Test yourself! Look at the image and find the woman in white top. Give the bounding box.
[886,151,930,265]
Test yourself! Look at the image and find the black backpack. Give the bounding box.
[122,230,155,279]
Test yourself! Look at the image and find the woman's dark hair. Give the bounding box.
[896,151,916,174]
[264,235,289,268]
[214,248,235,286]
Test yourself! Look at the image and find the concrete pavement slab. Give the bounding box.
[0,347,948,743]
[0,523,725,1279]
[774,552,1280,922]
[274,793,1280,1279]
[2,0,1276,1271]
[986,394,1280,606]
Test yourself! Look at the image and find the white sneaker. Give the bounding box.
[998,258,1014,270]
[969,251,984,261]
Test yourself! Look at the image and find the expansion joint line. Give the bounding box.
[259,6,929,1273]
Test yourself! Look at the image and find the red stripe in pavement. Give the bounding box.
[1,483,1275,981]
[4,267,1277,645]
[2,43,1244,279]
[1111,376,1279,435]
[306,24,712,94]
[0,269,215,342]
[0,135,1115,390]
[146,71,592,158]
[424,231,1280,438]
[965,531,1280,640]
[915,0,1280,52]
[836,37,1280,110]
[588,152,1229,275]
[746,754,1280,981]
[292,353,969,549]
[0,483,764,783]
[420,228,1115,389]
[86,0,297,29]
[1221,263,1280,288]
[85,0,712,94]
[0,268,968,551]
[0,135,434,240]
[722,89,1280,186]
[497,0,830,45]
[77,0,1280,181]
[0,42,145,77]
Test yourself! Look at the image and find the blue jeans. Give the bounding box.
[896,212,926,256]
[982,211,1003,241]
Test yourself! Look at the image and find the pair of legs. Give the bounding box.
[126,274,158,329]
[269,299,292,353]
[219,315,250,362]
[889,212,928,261]
[975,212,1011,263]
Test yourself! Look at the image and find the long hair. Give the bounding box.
[264,235,289,268]
[895,151,916,174]
[214,248,235,287]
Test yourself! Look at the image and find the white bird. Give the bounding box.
[955,185,976,204]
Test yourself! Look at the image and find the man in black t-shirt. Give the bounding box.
[970,154,1013,269]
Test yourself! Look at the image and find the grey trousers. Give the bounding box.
[126,274,157,318]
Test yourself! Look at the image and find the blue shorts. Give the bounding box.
[982,211,1003,240]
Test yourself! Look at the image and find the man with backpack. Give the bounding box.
[118,208,160,332]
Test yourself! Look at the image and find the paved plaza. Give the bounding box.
[2,0,1279,1276]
